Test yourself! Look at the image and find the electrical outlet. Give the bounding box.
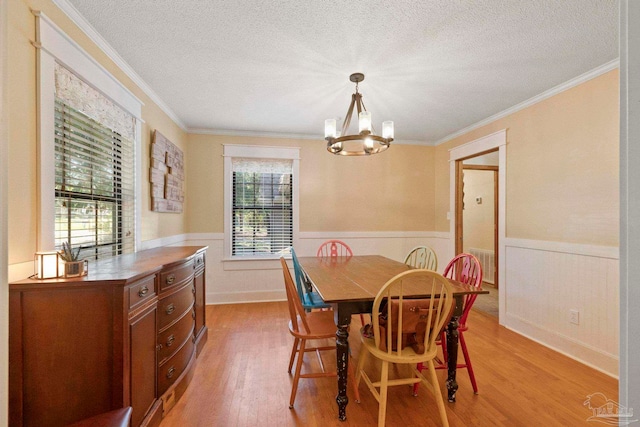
[569,309,580,325]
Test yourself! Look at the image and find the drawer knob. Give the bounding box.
[138,285,149,298]
[192,310,196,320]
[166,274,176,285]
[166,303,175,315]
[192,286,196,295]
[166,334,175,347]
[166,366,175,379]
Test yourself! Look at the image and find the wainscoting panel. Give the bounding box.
[63,232,618,375]
[177,232,451,305]
[503,239,619,376]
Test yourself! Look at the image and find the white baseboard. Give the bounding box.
[503,312,618,378]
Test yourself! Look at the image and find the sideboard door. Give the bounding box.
[130,302,159,427]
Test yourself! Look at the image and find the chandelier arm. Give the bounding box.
[341,93,357,136]
[355,93,363,115]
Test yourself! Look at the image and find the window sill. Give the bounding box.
[222,256,290,271]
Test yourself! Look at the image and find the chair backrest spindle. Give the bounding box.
[317,240,353,258]
[443,253,483,327]
[403,246,438,271]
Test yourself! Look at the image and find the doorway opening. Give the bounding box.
[455,151,499,317]
[448,129,506,321]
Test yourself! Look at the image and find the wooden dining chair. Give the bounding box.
[316,239,353,258]
[413,252,483,396]
[355,269,454,427]
[404,246,438,270]
[291,247,331,311]
[280,258,360,408]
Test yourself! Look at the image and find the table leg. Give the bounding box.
[446,296,463,402]
[335,305,353,421]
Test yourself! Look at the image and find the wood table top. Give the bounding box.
[298,255,487,303]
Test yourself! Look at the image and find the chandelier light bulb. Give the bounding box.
[364,137,374,153]
[382,121,394,139]
[325,119,337,138]
[358,111,372,133]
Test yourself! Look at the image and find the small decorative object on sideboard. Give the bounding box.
[58,242,88,278]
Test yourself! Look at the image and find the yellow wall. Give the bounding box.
[7,0,619,271]
[462,169,495,252]
[435,69,619,246]
[185,134,436,233]
[7,0,187,267]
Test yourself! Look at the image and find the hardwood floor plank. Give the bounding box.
[159,303,617,426]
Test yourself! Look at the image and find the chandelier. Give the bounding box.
[324,73,394,156]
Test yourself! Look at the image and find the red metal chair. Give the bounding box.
[414,253,483,395]
[316,239,353,258]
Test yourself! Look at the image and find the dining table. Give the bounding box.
[298,254,489,422]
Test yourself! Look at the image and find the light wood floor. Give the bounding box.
[160,303,617,426]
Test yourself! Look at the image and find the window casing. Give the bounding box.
[224,145,299,260]
[36,12,142,255]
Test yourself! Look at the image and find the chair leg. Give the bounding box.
[459,332,478,393]
[289,339,306,409]
[359,313,368,325]
[355,345,369,387]
[288,338,300,373]
[426,360,450,427]
[378,361,389,427]
[412,362,424,396]
[348,355,361,403]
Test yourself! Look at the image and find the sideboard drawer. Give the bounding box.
[157,336,195,396]
[158,282,194,331]
[157,308,195,365]
[159,260,194,291]
[128,276,156,310]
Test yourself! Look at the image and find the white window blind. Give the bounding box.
[232,157,293,256]
[54,64,135,260]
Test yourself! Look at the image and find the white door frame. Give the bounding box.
[449,129,506,321]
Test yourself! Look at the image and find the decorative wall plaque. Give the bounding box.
[150,130,184,212]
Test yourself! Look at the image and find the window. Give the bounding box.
[224,145,299,259]
[54,99,135,259]
[36,13,142,256]
[232,158,292,255]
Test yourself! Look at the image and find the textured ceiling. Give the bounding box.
[63,0,618,144]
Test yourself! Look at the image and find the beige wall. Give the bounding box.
[436,69,619,247]
[186,134,436,233]
[7,0,187,269]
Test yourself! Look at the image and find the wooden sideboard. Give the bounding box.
[9,246,208,427]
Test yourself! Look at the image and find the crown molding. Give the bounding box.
[432,58,620,146]
[52,0,188,131]
[187,128,321,140]
[188,127,432,146]
[50,0,619,146]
